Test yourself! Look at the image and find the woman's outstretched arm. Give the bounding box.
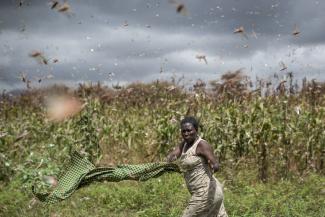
[166,142,184,162]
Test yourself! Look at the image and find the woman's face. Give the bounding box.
[181,122,197,144]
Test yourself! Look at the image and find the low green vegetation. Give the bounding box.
[1,172,324,217]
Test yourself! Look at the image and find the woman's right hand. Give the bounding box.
[166,154,177,162]
[166,142,183,162]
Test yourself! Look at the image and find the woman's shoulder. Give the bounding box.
[196,139,212,153]
[178,140,186,151]
[198,138,209,145]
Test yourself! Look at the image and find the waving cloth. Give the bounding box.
[32,151,181,204]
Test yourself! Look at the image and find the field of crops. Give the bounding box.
[0,74,324,216]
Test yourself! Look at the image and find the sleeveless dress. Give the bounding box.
[179,137,228,217]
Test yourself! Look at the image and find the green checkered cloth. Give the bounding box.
[32,151,180,204]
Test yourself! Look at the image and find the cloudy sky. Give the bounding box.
[0,0,324,91]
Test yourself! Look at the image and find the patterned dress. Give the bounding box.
[179,137,228,217]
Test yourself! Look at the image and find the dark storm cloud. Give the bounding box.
[0,0,325,90]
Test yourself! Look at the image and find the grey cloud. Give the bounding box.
[1,0,325,91]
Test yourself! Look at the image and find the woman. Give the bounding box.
[167,116,227,217]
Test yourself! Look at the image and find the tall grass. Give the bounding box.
[0,73,324,187]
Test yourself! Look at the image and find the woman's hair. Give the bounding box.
[180,116,199,131]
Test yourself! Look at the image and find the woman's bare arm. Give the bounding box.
[196,140,220,173]
[166,142,184,162]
